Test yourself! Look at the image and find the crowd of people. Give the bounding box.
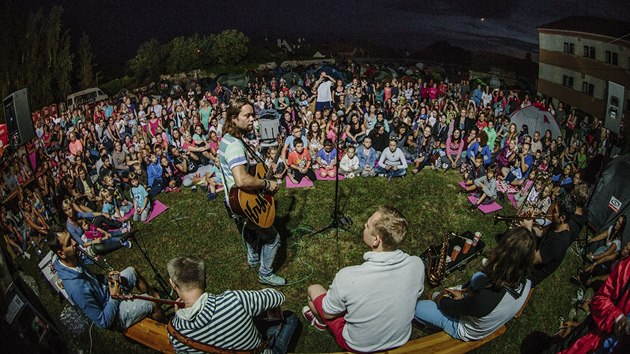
[1,60,629,353]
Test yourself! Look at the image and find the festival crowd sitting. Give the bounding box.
[0,60,628,353]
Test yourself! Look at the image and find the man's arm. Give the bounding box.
[232,164,277,192]
[72,286,119,329]
[233,288,285,317]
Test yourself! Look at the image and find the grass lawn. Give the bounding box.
[19,168,582,353]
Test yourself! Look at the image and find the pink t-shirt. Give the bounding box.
[68,139,83,156]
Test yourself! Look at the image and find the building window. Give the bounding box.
[583,46,596,59]
[562,75,574,88]
[581,82,594,96]
[563,42,574,54]
[605,51,618,65]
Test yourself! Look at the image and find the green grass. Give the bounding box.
[19,169,583,353]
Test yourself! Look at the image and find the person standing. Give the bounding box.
[313,71,334,112]
[218,98,286,286]
[303,206,424,352]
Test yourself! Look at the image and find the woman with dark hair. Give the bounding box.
[586,215,627,262]
[441,125,464,171]
[414,227,535,341]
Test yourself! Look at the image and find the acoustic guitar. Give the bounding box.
[228,137,284,229]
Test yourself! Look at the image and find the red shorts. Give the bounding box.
[313,293,353,351]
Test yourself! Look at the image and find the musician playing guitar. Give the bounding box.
[218,98,286,286]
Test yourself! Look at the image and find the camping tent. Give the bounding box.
[587,154,630,245]
[509,106,561,138]
[216,73,249,88]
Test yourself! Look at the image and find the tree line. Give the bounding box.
[0,3,250,110]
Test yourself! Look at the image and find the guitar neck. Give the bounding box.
[113,294,185,308]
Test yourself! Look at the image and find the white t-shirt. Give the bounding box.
[322,250,424,352]
[317,80,333,103]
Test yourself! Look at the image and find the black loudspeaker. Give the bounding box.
[3,88,34,147]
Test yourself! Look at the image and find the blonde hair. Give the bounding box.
[373,206,408,251]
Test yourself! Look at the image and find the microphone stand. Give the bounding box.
[311,111,353,239]
[130,232,174,299]
[77,246,113,271]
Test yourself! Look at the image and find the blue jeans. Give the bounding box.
[375,166,406,178]
[414,272,488,339]
[266,311,298,354]
[241,222,281,277]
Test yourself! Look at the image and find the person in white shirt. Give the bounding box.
[339,146,360,178]
[375,139,408,179]
[313,71,334,111]
[303,206,424,352]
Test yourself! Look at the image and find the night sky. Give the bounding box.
[25,0,630,63]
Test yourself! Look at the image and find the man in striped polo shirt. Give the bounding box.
[167,256,298,353]
[218,98,285,286]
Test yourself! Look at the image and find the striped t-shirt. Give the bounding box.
[218,133,249,200]
[169,289,285,353]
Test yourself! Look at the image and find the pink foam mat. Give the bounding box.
[285,176,314,189]
[507,193,518,209]
[124,200,169,224]
[467,195,502,214]
[316,171,345,181]
[458,181,468,189]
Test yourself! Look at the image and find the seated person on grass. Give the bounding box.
[316,139,337,178]
[572,240,630,292]
[466,130,492,166]
[376,139,408,179]
[356,137,378,177]
[463,155,486,187]
[78,218,131,249]
[303,206,424,352]
[47,224,164,330]
[287,140,316,184]
[100,189,130,221]
[161,156,181,193]
[101,175,132,217]
[203,160,224,201]
[467,163,498,210]
[129,173,151,222]
[146,153,164,197]
[264,146,287,183]
[501,142,533,187]
[414,227,534,341]
[339,146,360,178]
[170,145,214,189]
[411,125,435,174]
[585,215,626,263]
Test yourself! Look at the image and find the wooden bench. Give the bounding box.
[123,318,175,354]
[514,288,535,319]
[384,325,506,353]
[331,326,506,354]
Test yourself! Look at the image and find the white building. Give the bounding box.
[537,16,630,133]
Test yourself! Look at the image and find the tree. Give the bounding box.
[129,39,164,83]
[210,29,249,65]
[77,32,94,89]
